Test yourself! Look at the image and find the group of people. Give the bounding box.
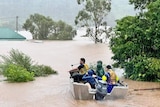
[68,58,119,90]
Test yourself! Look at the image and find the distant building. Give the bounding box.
[0,28,26,40]
[18,31,33,40]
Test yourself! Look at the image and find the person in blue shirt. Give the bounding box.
[82,69,96,89]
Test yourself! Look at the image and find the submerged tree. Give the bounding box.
[75,0,111,43]
[23,13,54,40]
[23,13,75,40]
[49,20,75,40]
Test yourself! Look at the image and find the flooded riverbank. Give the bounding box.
[0,40,159,107]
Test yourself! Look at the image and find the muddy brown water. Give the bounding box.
[0,40,159,107]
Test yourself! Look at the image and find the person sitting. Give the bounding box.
[68,58,89,82]
[96,60,105,78]
[106,65,118,84]
[82,69,96,89]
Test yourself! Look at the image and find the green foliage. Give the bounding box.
[23,13,53,40]
[129,0,156,10]
[0,49,33,72]
[3,64,34,82]
[0,65,3,75]
[110,0,160,82]
[31,65,57,77]
[125,56,160,81]
[110,16,141,67]
[0,49,57,82]
[75,0,111,43]
[148,58,160,81]
[48,20,75,40]
[23,13,75,40]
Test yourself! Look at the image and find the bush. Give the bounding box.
[148,58,160,81]
[124,56,160,82]
[31,64,57,77]
[0,49,58,82]
[3,64,34,82]
[0,49,33,72]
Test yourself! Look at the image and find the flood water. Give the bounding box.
[0,40,159,107]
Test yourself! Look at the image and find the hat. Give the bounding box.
[88,69,94,76]
[106,65,112,69]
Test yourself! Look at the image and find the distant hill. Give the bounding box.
[0,0,137,30]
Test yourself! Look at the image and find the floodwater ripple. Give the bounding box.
[0,41,159,107]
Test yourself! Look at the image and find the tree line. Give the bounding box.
[23,0,111,42]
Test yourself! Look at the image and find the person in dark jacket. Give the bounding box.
[82,69,96,89]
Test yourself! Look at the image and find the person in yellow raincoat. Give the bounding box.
[106,65,119,84]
